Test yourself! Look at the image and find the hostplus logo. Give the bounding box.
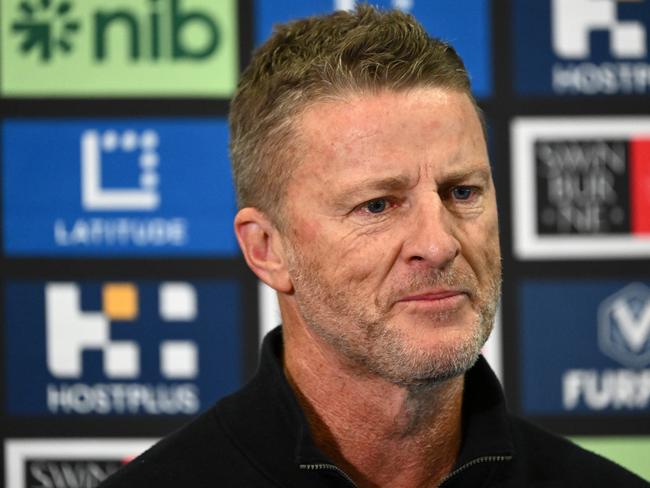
[563,283,650,411]
[5,279,242,415]
[551,0,650,94]
[46,281,200,415]
[10,0,219,63]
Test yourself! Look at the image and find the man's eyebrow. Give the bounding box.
[443,167,492,185]
[332,175,412,207]
[339,175,413,195]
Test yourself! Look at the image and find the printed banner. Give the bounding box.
[255,0,492,98]
[514,0,650,95]
[5,438,156,488]
[511,117,650,259]
[5,280,242,416]
[3,118,239,257]
[572,436,650,481]
[519,280,650,415]
[0,0,238,97]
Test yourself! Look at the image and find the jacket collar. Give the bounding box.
[217,326,514,486]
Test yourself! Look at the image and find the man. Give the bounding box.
[100,6,648,487]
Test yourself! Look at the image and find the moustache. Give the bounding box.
[385,267,479,307]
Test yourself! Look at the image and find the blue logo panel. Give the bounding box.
[2,119,238,256]
[519,280,650,415]
[256,0,492,98]
[514,0,650,95]
[5,280,242,416]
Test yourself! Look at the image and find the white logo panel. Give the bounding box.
[552,0,647,59]
[511,117,650,260]
[81,129,160,211]
[5,438,156,488]
[46,282,198,380]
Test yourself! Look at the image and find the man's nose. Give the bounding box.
[403,195,460,268]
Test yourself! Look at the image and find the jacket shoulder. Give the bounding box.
[98,403,280,488]
[506,415,649,487]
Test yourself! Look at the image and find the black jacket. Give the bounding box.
[100,327,648,487]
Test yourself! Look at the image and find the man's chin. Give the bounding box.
[363,331,486,387]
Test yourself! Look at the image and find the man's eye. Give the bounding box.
[451,186,475,201]
[365,199,388,214]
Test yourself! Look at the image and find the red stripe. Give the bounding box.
[630,138,650,235]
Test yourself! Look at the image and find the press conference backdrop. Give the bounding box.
[1,0,649,486]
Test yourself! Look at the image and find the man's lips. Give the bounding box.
[398,290,467,302]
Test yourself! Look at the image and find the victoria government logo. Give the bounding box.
[511,117,650,259]
[566,283,650,412]
[520,280,650,415]
[0,0,238,97]
[2,118,238,257]
[514,0,650,95]
[4,280,242,415]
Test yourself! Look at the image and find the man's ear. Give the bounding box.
[234,207,293,293]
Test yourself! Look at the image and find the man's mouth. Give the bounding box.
[398,289,468,302]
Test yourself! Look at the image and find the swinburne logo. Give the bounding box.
[4,279,242,416]
[551,0,650,95]
[5,439,155,488]
[563,283,650,411]
[511,117,650,259]
[0,0,238,97]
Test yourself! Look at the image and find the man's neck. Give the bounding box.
[283,323,464,488]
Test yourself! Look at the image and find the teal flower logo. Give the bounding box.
[11,0,80,61]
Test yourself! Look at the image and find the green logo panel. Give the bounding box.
[1,0,238,97]
[572,436,650,481]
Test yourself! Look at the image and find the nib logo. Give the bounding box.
[10,0,221,63]
[11,0,79,61]
[1,0,237,97]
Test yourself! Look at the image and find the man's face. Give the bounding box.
[280,88,501,386]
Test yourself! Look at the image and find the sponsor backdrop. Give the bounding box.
[0,0,648,485]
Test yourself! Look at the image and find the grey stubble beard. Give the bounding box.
[285,243,502,388]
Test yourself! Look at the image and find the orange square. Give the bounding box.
[103,283,138,320]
